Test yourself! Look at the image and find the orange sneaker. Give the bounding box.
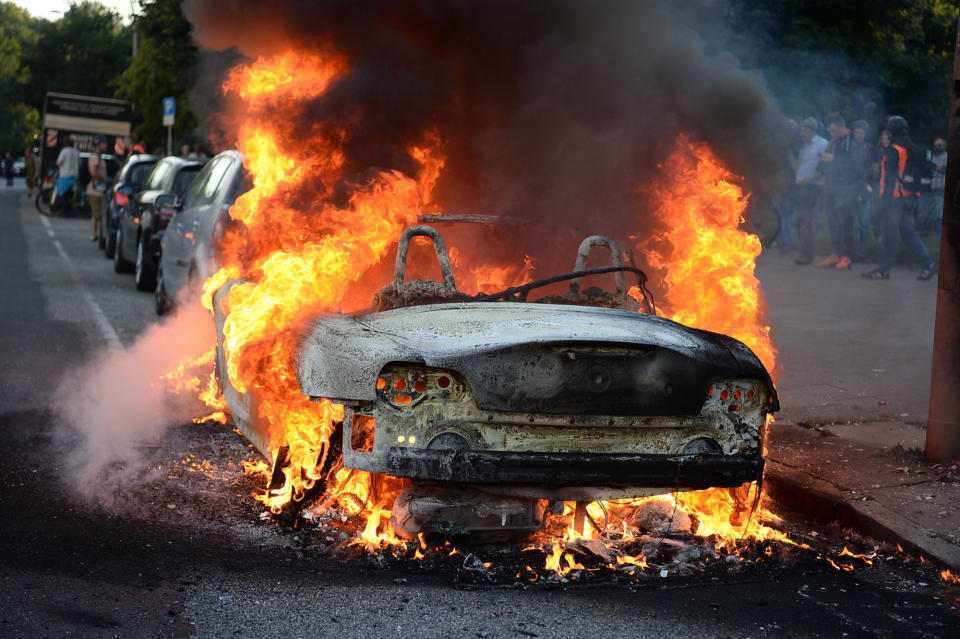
[834,256,852,269]
[815,254,839,267]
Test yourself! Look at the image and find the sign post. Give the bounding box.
[162,97,175,156]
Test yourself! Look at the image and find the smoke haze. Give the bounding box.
[55,301,214,504]
[184,0,783,246]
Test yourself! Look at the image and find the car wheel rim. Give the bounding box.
[136,240,143,280]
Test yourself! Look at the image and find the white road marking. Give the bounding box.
[49,237,123,352]
[39,215,51,230]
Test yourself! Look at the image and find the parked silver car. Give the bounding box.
[155,150,249,314]
[212,225,778,543]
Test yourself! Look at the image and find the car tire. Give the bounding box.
[113,227,133,273]
[105,220,117,259]
[98,228,106,250]
[155,261,173,315]
[135,233,157,291]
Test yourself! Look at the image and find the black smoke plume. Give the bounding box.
[185,0,783,254]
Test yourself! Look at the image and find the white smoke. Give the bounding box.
[55,298,216,503]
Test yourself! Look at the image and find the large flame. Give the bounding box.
[195,51,787,571]
[204,51,444,525]
[640,136,774,371]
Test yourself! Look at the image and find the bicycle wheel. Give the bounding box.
[35,188,54,215]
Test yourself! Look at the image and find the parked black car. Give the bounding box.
[101,154,160,256]
[112,156,206,290]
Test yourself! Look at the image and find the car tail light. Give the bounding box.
[212,204,231,240]
[158,206,177,218]
[114,190,129,207]
[704,379,767,415]
[376,365,461,409]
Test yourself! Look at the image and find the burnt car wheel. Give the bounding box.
[135,233,157,291]
[113,227,133,273]
[155,261,173,315]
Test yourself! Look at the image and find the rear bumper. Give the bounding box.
[381,447,763,488]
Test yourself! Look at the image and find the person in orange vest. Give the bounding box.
[862,116,938,281]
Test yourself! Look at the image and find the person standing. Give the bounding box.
[2,152,13,187]
[793,117,829,265]
[24,148,37,198]
[87,136,109,241]
[187,144,208,161]
[851,120,878,261]
[924,137,947,233]
[815,113,867,270]
[862,116,938,281]
[56,136,80,215]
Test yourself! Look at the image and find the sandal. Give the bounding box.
[861,268,889,280]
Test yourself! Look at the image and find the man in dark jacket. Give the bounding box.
[815,113,868,270]
[862,116,938,281]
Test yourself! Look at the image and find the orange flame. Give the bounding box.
[203,51,443,526]
[195,51,792,569]
[639,136,775,371]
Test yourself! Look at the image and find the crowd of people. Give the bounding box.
[768,113,943,281]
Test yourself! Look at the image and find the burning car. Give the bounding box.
[213,224,778,543]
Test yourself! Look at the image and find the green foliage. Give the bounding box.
[113,0,198,148]
[0,103,41,153]
[19,1,131,107]
[725,0,958,143]
[0,2,40,151]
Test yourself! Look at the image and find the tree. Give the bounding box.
[19,1,131,108]
[114,0,197,148]
[0,2,41,152]
[724,0,958,142]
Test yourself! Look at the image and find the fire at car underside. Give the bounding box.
[213,225,778,544]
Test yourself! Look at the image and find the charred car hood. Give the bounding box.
[296,302,778,416]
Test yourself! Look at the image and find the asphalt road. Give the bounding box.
[1,179,958,638]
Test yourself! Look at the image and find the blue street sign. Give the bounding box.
[163,97,175,127]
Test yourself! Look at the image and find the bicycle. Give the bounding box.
[35,171,88,217]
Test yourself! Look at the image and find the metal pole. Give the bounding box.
[167,125,172,157]
[926,16,960,463]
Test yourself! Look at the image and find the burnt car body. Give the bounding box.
[213,225,778,542]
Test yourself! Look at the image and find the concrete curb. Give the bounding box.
[764,461,960,572]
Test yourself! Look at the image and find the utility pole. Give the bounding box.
[926,16,960,463]
[129,0,138,58]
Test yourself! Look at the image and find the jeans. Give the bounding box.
[773,191,793,251]
[793,184,822,261]
[855,195,874,260]
[877,196,934,273]
[821,186,859,258]
[918,189,944,233]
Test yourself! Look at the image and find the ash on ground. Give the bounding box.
[99,417,960,598]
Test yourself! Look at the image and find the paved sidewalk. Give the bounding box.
[755,249,960,570]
